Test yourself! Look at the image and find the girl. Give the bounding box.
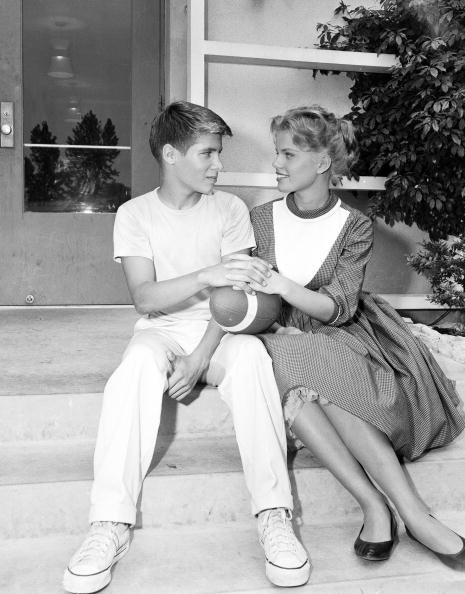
[229,105,465,568]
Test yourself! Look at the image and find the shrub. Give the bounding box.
[317,0,465,318]
[317,0,465,240]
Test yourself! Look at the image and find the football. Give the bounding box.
[210,286,281,334]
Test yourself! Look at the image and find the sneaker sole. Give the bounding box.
[265,558,311,587]
[62,541,130,594]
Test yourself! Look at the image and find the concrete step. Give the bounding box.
[1,308,139,396]
[2,308,464,444]
[2,380,464,443]
[2,513,465,594]
[0,386,234,442]
[1,433,465,539]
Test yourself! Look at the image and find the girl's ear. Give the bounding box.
[162,143,177,165]
[317,153,331,174]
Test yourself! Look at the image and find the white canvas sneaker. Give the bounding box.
[63,521,130,593]
[258,508,311,587]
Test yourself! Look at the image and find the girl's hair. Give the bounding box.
[270,105,358,184]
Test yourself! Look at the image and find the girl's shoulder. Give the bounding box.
[250,197,284,220]
[338,201,374,244]
[339,200,370,224]
[339,200,372,228]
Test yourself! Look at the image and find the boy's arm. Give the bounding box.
[121,250,272,401]
[121,252,270,316]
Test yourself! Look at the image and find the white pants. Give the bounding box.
[89,320,292,525]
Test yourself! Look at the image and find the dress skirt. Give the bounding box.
[259,293,465,461]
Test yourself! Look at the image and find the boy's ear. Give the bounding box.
[317,153,331,174]
[162,143,177,165]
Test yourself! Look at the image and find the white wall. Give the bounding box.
[168,0,430,294]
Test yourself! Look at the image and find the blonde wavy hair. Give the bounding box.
[270,105,359,185]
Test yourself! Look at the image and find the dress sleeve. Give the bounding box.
[250,203,271,260]
[221,195,256,256]
[319,214,373,326]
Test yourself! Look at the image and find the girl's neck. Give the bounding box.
[293,188,331,212]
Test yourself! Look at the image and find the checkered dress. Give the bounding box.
[251,196,465,461]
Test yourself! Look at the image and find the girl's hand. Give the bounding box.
[248,269,289,296]
[223,253,274,294]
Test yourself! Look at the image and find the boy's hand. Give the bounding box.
[166,351,206,401]
[199,255,272,295]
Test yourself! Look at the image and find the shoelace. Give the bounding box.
[75,522,120,562]
[261,509,298,555]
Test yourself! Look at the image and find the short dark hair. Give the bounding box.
[149,100,232,164]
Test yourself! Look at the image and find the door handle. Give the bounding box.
[1,102,14,148]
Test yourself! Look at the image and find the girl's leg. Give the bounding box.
[291,400,392,541]
[321,402,463,554]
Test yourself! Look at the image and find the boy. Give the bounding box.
[63,101,310,592]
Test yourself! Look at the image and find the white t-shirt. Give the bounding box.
[114,188,255,327]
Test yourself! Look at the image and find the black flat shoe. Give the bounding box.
[405,519,465,571]
[354,506,398,561]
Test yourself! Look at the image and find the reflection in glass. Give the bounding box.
[25,145,131,213]
[22,0,132,213]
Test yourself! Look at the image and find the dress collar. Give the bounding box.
[286,192,338,219]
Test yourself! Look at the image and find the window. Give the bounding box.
[23,0,132,213]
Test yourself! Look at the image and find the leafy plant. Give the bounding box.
[408,237,465,308]
[317,0,465,240]
[317,0,465,320]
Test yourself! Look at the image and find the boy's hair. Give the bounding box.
[149,100,232,164]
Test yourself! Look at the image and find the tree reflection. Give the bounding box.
[65,111,120,197]
[25,111,130,213]
[25,122,64,204]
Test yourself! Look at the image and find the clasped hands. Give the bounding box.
[165,350,207,402]
[217,253,286,296]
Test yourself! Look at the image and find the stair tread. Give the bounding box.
[2,435,465,539]
[0,434,320,486]
[1,308,138,396]
[2,308,464,399]
[2,432,465,488]
[2,514,465,594]
[0,386,234,443]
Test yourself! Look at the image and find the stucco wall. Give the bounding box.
[168,0,430,294]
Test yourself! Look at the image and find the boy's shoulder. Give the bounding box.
[116,189,157,218]
[208,189,245,208]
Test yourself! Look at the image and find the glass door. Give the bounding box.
[0,0,164,304]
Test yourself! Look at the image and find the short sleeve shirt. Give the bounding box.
[113,188,255,324]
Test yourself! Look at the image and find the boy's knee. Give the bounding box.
[228,334,269,362]
[124,342,169,374]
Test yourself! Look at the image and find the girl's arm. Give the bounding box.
[232,214,374,326]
